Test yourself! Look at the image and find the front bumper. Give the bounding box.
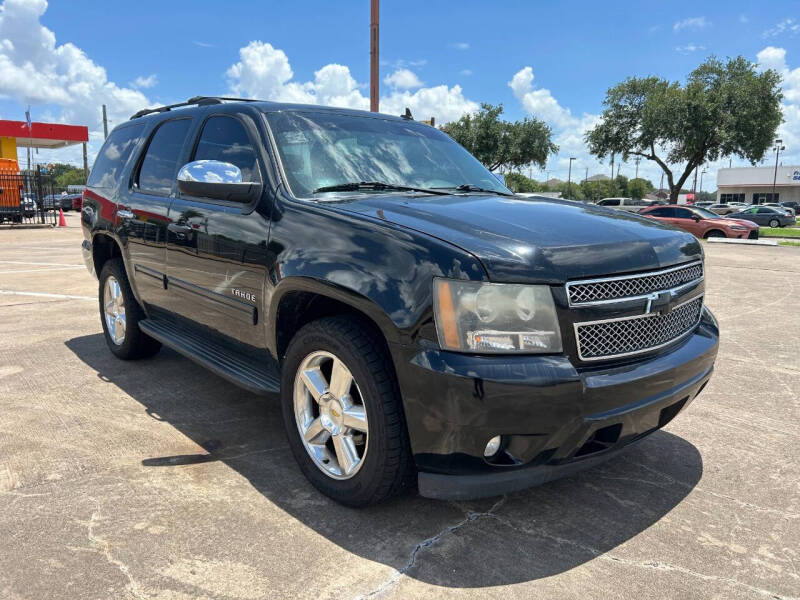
[390,309,719,500]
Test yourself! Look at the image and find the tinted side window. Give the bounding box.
[647,207,671,217]
[757,207,775,214]
[601,199,620,206]
[87,124,145,189]
[192,116,261,182]
[137,119,192,195]
[674,208,694,219]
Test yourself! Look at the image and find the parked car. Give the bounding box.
[777,200,799,214]
[725,205,797,228]
[59,193,82,211]
[596,197,662,211]
[694,201,714,209]
[707,203,741,216]
[42,193,66,210]
[763,202,796,216]
[639,205,759,239]
[81,97,718,506]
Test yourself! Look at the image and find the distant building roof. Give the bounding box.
[585,173,611,182]
[717,166,800,187]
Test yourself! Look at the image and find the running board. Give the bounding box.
[139,318,280,395]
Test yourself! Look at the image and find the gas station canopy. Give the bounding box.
[0,119,89,150]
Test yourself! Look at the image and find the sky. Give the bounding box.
[0,0,798,191]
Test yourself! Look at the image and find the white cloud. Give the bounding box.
[449,42,469,50]
[383,68,423,89]
[131,74,157,89]
[0,0,150,147]
[509,66,577,129]
[763,18,800,38]
[739,15,749,24]
[675,43,706,54]
[226,40,478,123]
[460,69,472,76]
[193,40,215,48]
[673,17,710,32]
[756,46,800,165]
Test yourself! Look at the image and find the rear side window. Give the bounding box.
[647,207,674,217]
[137,118,192,195]
[192,116,261,182]
[600,199,620,206]
[674,208,694,219]
[87,124,145,189]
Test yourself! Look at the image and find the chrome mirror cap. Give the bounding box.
[177,160,243,184]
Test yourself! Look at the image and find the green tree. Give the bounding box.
[504,172,548,193]
[55,168,86,188]
[586,56,783,203]
[441,103,558,171]
[628,178,648,199]
[553,181,585,201]
[614,174,629,197]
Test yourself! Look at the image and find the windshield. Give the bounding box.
[693,207,720,219]
[265,111,511,198]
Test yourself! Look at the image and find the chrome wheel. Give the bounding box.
[293,351,369,480]
[103,276,126,345]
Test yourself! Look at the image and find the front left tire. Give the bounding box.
[280,316,414,506]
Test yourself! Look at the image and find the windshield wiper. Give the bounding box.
[434,184,514,197]
[312,181,448,195]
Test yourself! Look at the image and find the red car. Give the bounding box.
[639,205,758,239]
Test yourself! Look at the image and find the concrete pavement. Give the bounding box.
[1,213,798,599]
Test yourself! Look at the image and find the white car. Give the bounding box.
[596,197,663,212]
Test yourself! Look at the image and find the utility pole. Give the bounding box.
[634,156,641,179]
[610,153,615,180]
[659,172,664,192]
[102,105,108,139]
[584,167,588,183]
[82,143,88,181]
[567,157,576,199]
[699,168,707,195]
[369,0,379,112]
[692,165,699,196]
[771,139,785,203]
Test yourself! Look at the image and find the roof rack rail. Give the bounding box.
[129,96,262,120]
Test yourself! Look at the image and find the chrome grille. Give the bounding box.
[567,261,703,305]
[575,296,703,361]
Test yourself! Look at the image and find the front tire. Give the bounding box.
[704,230,726,239]
[98,258,161,360]
[280,316,413,506]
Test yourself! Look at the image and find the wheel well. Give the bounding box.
[703,229,726,239]
[275,291,388,362]
[92,234,121,274]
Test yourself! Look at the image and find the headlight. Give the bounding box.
[433,279,562,353]
[729,225,747,231]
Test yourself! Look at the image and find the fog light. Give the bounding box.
[484,435,502,457]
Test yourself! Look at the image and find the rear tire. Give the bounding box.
[98,257,161,360]
[768,218,780,228]
[280,316,414,506]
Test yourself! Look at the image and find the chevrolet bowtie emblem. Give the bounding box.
[644,291,674,315]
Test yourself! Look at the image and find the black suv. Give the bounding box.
[81,97,718,506]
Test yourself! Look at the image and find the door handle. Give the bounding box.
[117,209,135,219]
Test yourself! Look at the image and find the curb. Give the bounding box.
[707,237,778,246]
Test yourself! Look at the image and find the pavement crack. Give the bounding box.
[357,497,506,599]
[86,505,147,599]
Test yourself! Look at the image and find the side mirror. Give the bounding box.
[692,215,700,222]
[177,160,262,203]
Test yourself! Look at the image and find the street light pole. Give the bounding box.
[370,0,379,112]
[772,138,785,203]
[567,157,576,199]
[699,168,707,195]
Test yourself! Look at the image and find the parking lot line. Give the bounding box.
[0,260,83,267]
[0,290,95,300]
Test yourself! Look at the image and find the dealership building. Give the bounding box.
[716,165,800,204]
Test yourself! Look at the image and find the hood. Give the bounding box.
[329,194,702,283]
[720,217,757,227]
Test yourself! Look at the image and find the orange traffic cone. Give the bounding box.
[58,208,67,227]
